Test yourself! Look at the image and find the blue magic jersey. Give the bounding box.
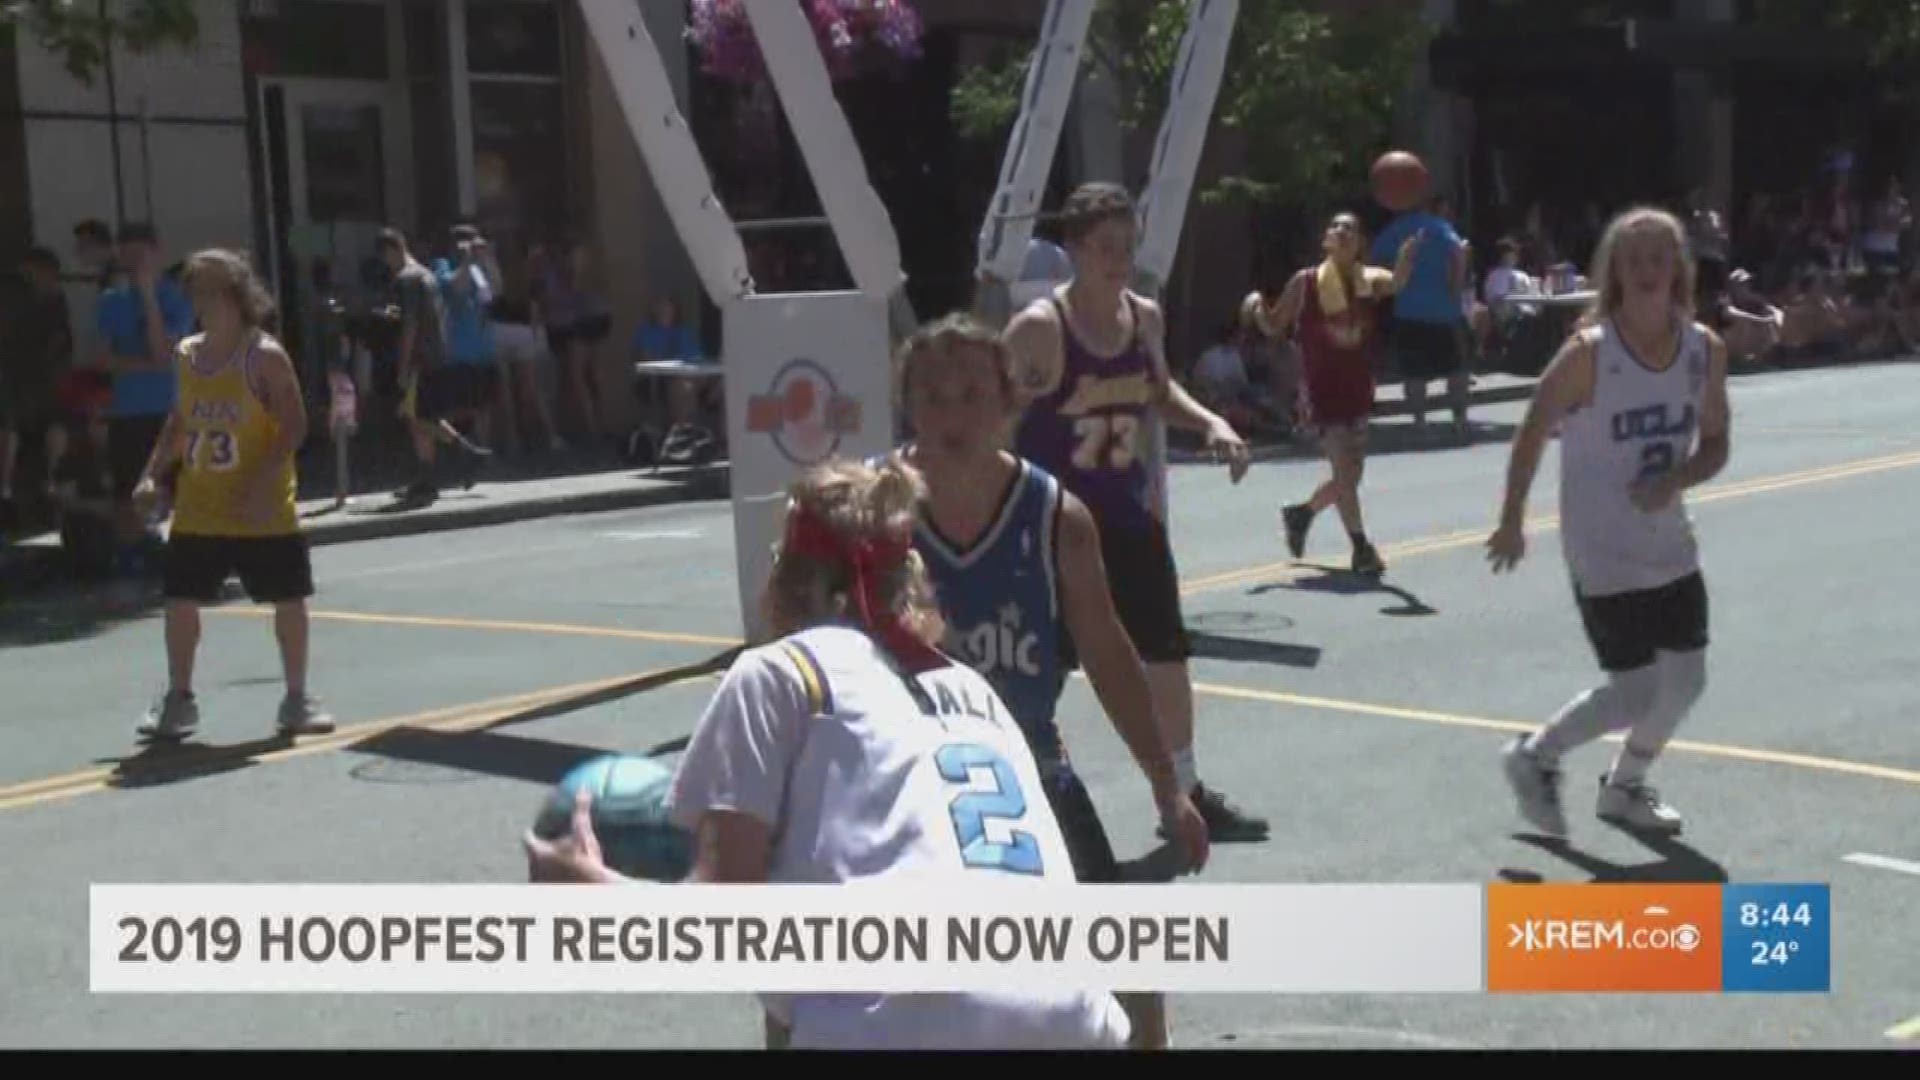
[914,458,1071,764]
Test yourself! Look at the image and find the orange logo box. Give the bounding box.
[1487,884,1722,993]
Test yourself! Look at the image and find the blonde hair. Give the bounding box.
[895,311,1014,406]
[182,248,276,329]
[1580,207,1696,328]
[764,455,944,646]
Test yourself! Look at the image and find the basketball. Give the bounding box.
[533,754,694,882]
[1371,150,1429,213]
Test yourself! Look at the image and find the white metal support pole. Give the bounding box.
[575,1,752,306]
[578,1,898,642]
[1130,0,1240,522]
[973,0,1098,325]
[1132,0,1239,297]
[743,0,905,304]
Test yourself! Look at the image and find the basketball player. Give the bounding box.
[1248,212,1419,575]
[525,457,1131,1050]
[1488,208,1730,836]
[130,250,333,740]
[1004,182,1267,842]
[895,313,1209,1049]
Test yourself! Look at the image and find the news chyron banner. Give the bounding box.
[89,882,1829,995]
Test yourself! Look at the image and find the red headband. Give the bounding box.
[782,503,947,675]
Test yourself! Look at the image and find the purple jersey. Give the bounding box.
[1015,296,1163,535]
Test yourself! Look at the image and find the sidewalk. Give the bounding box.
[2,373,1544,588]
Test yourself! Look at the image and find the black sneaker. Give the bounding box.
[1281,504,1314,559]
[1190,783,1269,842]
[1351,540,1385,577]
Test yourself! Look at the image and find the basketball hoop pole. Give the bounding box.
[972,0,1099,328]
[578,1,904,642]
[1132,0,1240,523]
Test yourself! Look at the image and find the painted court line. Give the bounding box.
[0,662,720,813]
[1842,852,1920,878]
[9,446,1917,814]
[1179,446,1920,596]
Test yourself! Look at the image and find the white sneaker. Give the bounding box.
[137,690,199,740]
[1596,775,1684,834]
[276,692,336,737]
[1501,736,1567,837]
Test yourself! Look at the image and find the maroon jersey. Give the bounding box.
[1015,295,1163,535]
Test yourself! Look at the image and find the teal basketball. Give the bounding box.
[534,754,693,882]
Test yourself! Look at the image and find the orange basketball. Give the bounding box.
[1371,151,1430,213]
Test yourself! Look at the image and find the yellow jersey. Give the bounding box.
[170,332,301,538]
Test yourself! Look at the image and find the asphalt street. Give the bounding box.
[1,358,1917,1049]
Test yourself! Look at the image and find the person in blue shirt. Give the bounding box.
[895,312,1208,1050]
[632,296,714,463]
[94,222,196,528]
[1370,196,1471,439]
[428,237,500,479]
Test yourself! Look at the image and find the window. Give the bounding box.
[466,0,562,78]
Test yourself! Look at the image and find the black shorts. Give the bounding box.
[107,414,168,497]
[548,313,612,354]
[164,532,315,603]
[1389,319,1465,381]
[1574,572,1709,673]
[1041,761,1120,884]
[417,365,497,420]
[1097,517,1191,663]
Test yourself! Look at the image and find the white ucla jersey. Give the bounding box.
[1557,319,1709,596]
[667,622,1126,1050]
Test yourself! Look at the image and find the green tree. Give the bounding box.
[1750,0,1920,92]
[951,0,1433,213]
[1,0,200,86]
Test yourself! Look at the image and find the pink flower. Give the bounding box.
[690,0,923,85]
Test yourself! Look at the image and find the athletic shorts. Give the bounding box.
[164,531,315,603]
[1388,319,1464,381]
[1574,572,1708,673]
[416,365,497,421]
[1041,760,1120,884]
[1096,516,1191,663]
[107,414,168,497]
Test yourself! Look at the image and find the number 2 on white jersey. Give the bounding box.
[1072,414,1140,471]
[935,743,1043,876]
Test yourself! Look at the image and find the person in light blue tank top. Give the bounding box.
[892,312,1212,1050]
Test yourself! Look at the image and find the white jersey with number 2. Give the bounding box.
[665,622,1128,1050]
[1557,319,1709,597]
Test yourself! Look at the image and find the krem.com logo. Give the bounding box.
[1487,885,1722,992]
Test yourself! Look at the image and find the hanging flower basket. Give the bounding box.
[690,0,925,86]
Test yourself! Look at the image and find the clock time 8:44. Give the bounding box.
[1740,901,1815,929]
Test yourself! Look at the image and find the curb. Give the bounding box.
[301,465,730,548]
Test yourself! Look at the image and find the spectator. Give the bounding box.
[534,237,612,446]
[377,229,456,505]
[1861,178,1911,278]
[95,222,196,542]
[1372,194,1471,439]
[434,232,502,467]
[634,295,715,465]
[1,246,74,520]
[472,236,562,457]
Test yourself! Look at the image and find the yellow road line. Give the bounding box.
[8,446,1917,814]
[0,662,723,813]
[1886,1015,1920,1041]
[207,608,742,649]
[1179,447,1920,596]
[1190,681,1920,787]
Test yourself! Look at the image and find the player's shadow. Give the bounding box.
[346,726,685,786]
[1187,631,1322,669]
[1498,829,1728,884]
[92,734,286,789]
[1250,566,1438,617]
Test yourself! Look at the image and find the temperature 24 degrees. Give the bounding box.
[1721,883,1829,993]
[1740,901,1816,930]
